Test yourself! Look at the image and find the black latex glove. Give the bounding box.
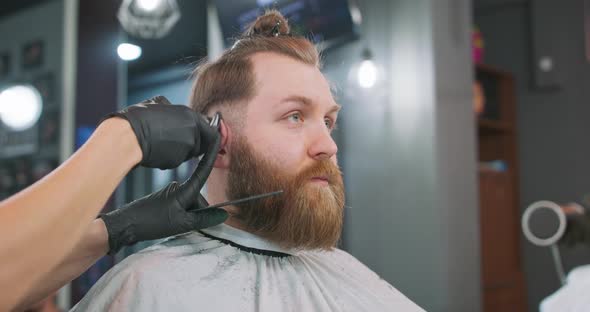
[103,95,218,169]
[560,213,590,247]
[100,123,227,254]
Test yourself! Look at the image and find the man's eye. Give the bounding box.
[324,118,333,129]
[287,113,303,123]
[325,118,339,131]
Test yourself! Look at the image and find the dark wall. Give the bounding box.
[474,0,590,310]
[75,0,120,126]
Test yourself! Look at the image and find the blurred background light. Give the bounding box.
[0,84,43,131]
[358,59,377,89]
[351,47,379,89]
[117,43,142,61]
[135,0,162,12]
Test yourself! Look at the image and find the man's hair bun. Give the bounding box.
[244,9,290,37]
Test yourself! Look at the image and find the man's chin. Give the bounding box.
[302,186,340,204]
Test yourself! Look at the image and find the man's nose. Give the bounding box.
[308,124,338,161]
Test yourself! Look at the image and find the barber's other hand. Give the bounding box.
[100,125,227,254]
[103,96,218,169]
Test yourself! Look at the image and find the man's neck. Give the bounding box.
[223,217,250,232]
[206,169,252,232]
[207,192,248,231]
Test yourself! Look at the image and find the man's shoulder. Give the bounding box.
[115,232,221,275]
[305,247,374,271]
[300,248,425,311]
[300,248,389,284]
[72,232,235,311]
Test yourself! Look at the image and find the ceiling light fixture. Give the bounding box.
[118,0,181,39]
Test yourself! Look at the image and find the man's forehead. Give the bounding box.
[278,94,341,112]
[249,52,337,106]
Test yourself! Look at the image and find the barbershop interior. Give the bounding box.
[1,0,590,311]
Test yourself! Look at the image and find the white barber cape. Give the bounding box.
[540,264,590,311]
[72,223,424,312]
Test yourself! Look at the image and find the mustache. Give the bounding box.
[294,160,342,185]
[227,158,342,217]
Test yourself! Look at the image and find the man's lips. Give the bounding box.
[310,176,330,185]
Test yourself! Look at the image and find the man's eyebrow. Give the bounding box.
[280,95,341,113]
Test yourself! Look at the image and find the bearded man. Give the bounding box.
[72,10,424,312]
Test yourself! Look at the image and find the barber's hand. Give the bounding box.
[100,125,227,254]
[103,95,218,169]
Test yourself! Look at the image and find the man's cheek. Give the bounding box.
[269,151,301,173]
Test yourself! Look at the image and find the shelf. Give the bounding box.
[474,53,526,312]
[478,119,514,134]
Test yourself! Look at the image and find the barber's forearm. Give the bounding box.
[14,219,109,311]
[0,118,140,310]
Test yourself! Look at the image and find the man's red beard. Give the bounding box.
[226,137,345,250]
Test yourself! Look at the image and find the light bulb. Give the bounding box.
[0,85,43,131]
[357,59,377,89]
[117,43,142,61]
[135,0,162,12]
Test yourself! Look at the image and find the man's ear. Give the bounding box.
[214,119,230,169]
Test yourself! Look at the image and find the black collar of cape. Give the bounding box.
[198,230,291,258]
